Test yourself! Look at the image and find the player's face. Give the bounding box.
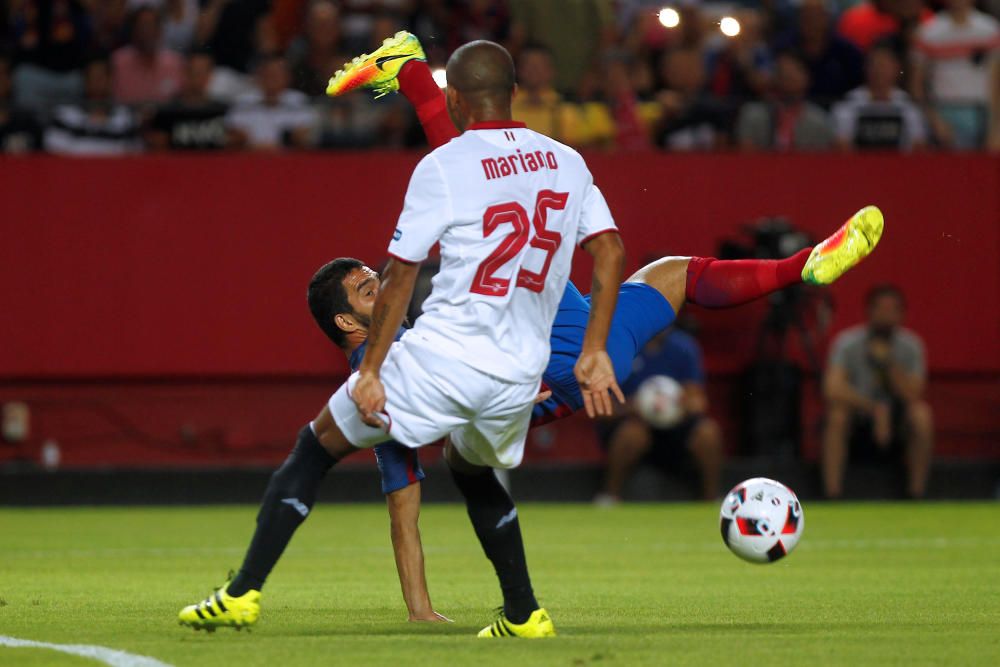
[342,266,380,323]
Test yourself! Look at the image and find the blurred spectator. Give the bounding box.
[226,54,316,150]
[8,0,90,110]
[123,0,200,53]
[603,53,657,150]
[911,0,1000,150]
[112,7,183,105]
[509,0,617,95]
[776,0,865,106]
[868,0,931,86]
[198,0,275,102]
[286,0,347,96]
[412,0,509,57]
[572,64,617,148]
[511,43,589,146]
[146,52,235,150]
[838,0,901,52]
[738,51,833,151]
[706,9,774,105]
[594,328,723,503]
[337,0,413,54]
[44,57,140,155]
[833,45,927,151]
[822,285,933,499]
[654,48,731,150]
[314,94,390,148]
[0,51,42,153]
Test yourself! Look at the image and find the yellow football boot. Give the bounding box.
[801,205,884,285]
[477,608,556,638]
[178,584,260,632]
[326,31,426,99]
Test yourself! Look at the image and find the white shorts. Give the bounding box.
[328,335,540,469]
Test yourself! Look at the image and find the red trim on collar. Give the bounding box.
[467,120,528,130]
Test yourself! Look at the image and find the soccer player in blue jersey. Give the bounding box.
[314,33,885,622]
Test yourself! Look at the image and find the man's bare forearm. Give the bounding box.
[386,483,435,619]
[358,259,420,375]
[581,232,625,351]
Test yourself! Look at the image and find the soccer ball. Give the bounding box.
[635,375,684,428]
[719,478,804,563]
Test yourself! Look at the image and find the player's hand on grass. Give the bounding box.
[574,349,625,418]
[353,371,388,430]
[409,611,454,623]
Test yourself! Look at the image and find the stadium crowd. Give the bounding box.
[1,0,998,154]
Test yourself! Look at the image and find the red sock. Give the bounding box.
[684,248,813,308]
[397,60,459,149]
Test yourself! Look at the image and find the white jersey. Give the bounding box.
[387,121,617,384]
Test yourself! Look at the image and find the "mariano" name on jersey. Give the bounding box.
[481,149,559,181]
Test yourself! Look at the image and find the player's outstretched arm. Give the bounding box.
[386,482,451,622]
[576,231,626,418]
[354,258,420,426]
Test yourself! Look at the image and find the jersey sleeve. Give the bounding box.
[387,153,452,263]
[577,182,618,246]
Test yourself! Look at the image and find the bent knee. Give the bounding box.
[626,256,690,312]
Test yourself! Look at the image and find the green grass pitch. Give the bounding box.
[2,502,999,666]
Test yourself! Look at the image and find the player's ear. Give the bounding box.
[511,82,518,100]
[334,313,359,334]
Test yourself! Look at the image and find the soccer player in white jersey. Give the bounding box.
[178,40,626,638]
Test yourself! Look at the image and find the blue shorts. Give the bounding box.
[374,443,425,495]
[533,282,676,423]
[375,282,675,492]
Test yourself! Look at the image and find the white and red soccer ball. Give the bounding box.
[719,478,804,563]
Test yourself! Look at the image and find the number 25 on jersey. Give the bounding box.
[470,190,568,297]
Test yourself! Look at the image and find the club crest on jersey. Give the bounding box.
[481,149,559,181]
[392,227,402,241]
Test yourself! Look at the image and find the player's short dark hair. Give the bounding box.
[308,257,365,348]
[866,283,906,310]
[446,40,515,97]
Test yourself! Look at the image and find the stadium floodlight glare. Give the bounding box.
[432,67,447,88]
[720,16,741,37]
[658,7,680,28]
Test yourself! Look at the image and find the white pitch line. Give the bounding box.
[0,636,173,667]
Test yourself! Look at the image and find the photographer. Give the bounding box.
[821,284,933,499]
